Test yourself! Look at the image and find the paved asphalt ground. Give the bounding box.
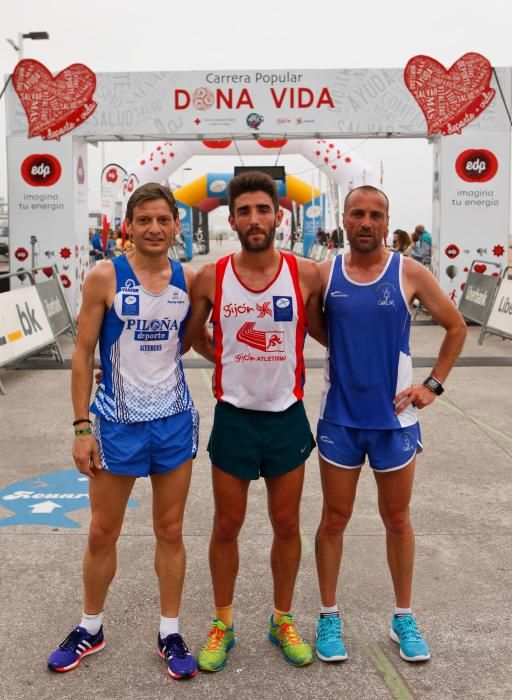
[1,239,511,700]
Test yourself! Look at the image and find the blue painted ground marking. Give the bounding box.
[0,470,139,528]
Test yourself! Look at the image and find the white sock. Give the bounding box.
[394,607,412,616]
[320,604,339,615]
[80,611,103,635]
[160,615,179,638]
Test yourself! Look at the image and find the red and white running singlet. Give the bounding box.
[211,252,307,412]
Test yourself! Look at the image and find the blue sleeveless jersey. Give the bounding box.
[320,252,417,430]
[91,256,193,423]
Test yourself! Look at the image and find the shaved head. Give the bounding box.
[344,186,389,213]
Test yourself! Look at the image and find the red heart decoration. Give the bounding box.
[473,263,487,274]
[404,53,495,135]
[12,59,97,141]
[42,267,53,277]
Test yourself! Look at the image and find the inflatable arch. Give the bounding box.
[170,172,322,258]
[116,138,376,257]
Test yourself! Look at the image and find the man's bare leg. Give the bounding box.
[315,459,361,606]
[151,459,192,618]
[374,459,415,608]
[209,466,250,608]
[265,465,305,613]
[83,471,136,613]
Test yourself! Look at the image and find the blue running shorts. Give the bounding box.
[316,419,422,472]
[93,408,199,477]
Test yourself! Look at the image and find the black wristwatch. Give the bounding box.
[423,376,444,395]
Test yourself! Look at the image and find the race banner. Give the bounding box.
[7,65,511,140]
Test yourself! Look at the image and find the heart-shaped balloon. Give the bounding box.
[404,53,495,135]
[12,59,97,141]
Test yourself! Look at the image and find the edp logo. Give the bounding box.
[21,154,62,187]
[455,149,498,183]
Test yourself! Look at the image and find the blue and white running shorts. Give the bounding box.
[317,419,422,473]
[93,408,199,477]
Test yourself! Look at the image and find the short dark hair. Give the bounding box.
[228,171,279,214]
[344,185,389,212]
[126,182,178,222]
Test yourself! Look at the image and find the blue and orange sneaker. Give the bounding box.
[158,632,197,679]
[390,614,430,662]
[47,626,105,672]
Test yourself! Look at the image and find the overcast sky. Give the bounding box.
[2,0,511,233]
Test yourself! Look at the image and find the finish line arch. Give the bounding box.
[115,137,375,259]
[5,61,511,313]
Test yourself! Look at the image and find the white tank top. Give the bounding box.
[91,256,192,423]
[211,252,306,412]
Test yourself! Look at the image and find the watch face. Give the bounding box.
[424,377,443,395]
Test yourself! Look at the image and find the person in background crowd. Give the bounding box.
[414,225,432,265]
[393,229,412,254]
[89,229,104,262]
[316,227,328,245]
[105,231,117,259]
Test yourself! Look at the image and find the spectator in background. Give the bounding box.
[414,225,432,265]
[124,234,135,253]
[106,231,117,259]
[316,227,328,245]
[89,229,104,262]
[393,230,412,255]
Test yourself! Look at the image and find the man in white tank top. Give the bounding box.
[182,172,325,671]
[47,184,213,681]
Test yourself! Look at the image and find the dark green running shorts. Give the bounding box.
[207,400,316,480]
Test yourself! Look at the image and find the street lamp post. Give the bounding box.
[6,31,50,60]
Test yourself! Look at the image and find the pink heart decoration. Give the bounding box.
[404,53,495,135]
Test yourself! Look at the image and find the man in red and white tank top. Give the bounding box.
[183,171,325,670]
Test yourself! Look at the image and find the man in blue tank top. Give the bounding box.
[314,186,467,664]
[47,183,213,681]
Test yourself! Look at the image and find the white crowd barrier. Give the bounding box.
[0,266,76,395]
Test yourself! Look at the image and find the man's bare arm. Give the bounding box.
[71,263,113,476]
[182,263,215,355]
[297,257,327,346]
[395,259,467,413]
